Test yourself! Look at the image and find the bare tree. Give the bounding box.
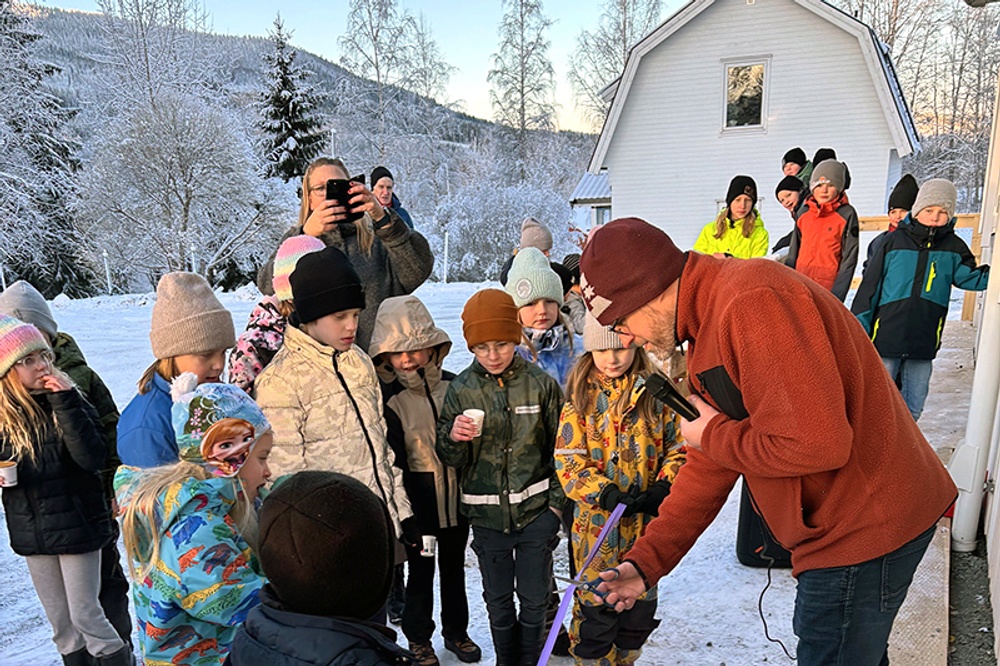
[568,0,660,127]
[488,0,557,178]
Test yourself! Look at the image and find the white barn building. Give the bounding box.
[585,0,919,250]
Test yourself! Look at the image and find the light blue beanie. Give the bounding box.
[505,248,564,308]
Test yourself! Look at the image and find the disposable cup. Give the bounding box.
[0,460,17,487]
[464,409,485,437]
[420,535,437,558]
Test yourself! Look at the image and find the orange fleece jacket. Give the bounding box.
[625,253,956,580]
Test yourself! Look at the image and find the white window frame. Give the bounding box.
[721,56,771,135]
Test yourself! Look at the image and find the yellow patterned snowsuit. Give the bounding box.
[554,372,685,666]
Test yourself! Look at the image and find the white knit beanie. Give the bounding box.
[150,272,236,359]
[519,217,553,252]
[506,248,564,308]
[0,281,57,339]
[912,179,958,219]
[583,312,624,352]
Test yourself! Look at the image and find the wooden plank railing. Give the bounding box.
[853,214,982,321]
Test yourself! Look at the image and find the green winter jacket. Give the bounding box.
[436,355,565,533]
[52,332,121,498]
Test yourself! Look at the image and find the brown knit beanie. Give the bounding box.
[462,289,522,349]
[579,217,687,326]
[149,272,236,359]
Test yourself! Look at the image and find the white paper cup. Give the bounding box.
[0,461,17,487]
[464,409,485,437]
[420,535,437,558]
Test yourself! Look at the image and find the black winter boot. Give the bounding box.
[96,646,135,666]
[387,563,406,625]
[490,624,518,666]
[518,622,546,666]
[61,649,95,666]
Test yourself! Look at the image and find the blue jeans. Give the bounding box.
[881,357,933,421]
[793,524,936,666]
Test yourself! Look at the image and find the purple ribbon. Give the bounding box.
[537,503,627,666]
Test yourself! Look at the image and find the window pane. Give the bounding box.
[726,64,764,127]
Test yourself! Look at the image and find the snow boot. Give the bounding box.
[443,634,483,663]
[60,649,95,666]
[96,646,134,666]
[490,624,518,666]
[518,622,546,666]
[387,563,406,625]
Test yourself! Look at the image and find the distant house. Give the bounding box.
[582,0,919,248]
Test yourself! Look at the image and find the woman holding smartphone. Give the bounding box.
[257,157,435,351]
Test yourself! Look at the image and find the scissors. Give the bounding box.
[553,573,610,600]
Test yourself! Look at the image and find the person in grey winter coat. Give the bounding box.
[257,157,435,350]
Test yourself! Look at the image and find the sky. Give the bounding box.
[33,0,683,133]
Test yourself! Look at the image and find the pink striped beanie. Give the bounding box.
[273,235,326,302]
[0,313,48,377]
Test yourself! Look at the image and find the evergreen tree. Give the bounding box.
[258,15,327,182]
[0,0,98,297]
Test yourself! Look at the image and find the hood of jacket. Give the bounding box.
[369,295,451,386]
[803,191,850,216]
[900,212,957,246]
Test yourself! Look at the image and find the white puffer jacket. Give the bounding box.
[254,325,412,534]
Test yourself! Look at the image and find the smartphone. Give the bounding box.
[325,175,367,223]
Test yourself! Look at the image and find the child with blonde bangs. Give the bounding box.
[0,314,130,665]
[118,272,237,468]
[693,176,768,259]
[555,314,686,666]
[116,375,272,665]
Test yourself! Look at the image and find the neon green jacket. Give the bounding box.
[693,214,769,258]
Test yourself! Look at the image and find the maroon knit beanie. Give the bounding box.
[579,217,687,326]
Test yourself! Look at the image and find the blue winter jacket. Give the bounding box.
[117,374,178,468]
[852,215,990,360]
[517,324,582,389]
[115,466,264,665]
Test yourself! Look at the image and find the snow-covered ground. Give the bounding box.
[1,279,966,665]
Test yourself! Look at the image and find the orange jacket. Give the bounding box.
[787,192,859,301]
[625,253,955,579]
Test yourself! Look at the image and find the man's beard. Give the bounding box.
[642,302,679,351]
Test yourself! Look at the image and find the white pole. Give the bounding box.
[190,244,198,274]
[443,231,449,284]
[102,249,112,294]
[950,70,1000,551]
[0,259,6,291]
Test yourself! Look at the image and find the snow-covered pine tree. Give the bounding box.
[0,1,98,297]
[258,15,327,183]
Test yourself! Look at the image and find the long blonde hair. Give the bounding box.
[0,370,52,463]
[564,347,660,424]
[299,157,375,255]
[712,207,760,240]
[138,358,179,395]
[120,461,257,581]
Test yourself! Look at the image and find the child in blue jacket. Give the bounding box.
[852,178,990,420]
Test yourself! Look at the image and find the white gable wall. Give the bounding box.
[603,0,899,251]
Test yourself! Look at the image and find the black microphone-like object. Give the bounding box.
[642,373,701,421]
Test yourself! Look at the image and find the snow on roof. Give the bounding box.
[570,172,611,205]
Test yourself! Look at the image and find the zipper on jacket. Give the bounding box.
[420,369,452,527]
[332,354,390,507]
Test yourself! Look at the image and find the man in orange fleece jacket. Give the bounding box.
[579,217,956,666]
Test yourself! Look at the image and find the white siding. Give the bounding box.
[603,0,898,251]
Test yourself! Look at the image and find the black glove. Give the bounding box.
[400,517,422,548]
[637,480,672,517]
[598,485,637,512]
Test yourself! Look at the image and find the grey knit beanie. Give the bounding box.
[150,272,236,359]
[519,217,553,252]
[583,312,624,352]
[506,247,564,308]
[0,281,57,339]
[912,178,957,219]
[810,160,846,193]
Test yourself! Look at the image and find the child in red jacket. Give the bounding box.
[787,159,859,301]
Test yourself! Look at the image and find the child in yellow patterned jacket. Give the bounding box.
[555,314,686,666]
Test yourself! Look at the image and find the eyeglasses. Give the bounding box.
[14,350,54,369]
[471,341,515,358]
[610,316,629,335]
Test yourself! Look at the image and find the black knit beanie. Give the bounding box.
[775,175,803,197]
[370,166,394,187]
[290,246,365,325]
[551,262,574,296]
[726,175,758,209]
[888,174,919,212]
[811,148,836,165]
[258,471,394,619]
[782,147,806,167]
[562,253,580,277]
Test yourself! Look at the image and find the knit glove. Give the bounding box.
[637,480,672,517]
[400,517,422,549]
[598,485,637,513]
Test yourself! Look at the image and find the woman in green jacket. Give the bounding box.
[693,175,768,258]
